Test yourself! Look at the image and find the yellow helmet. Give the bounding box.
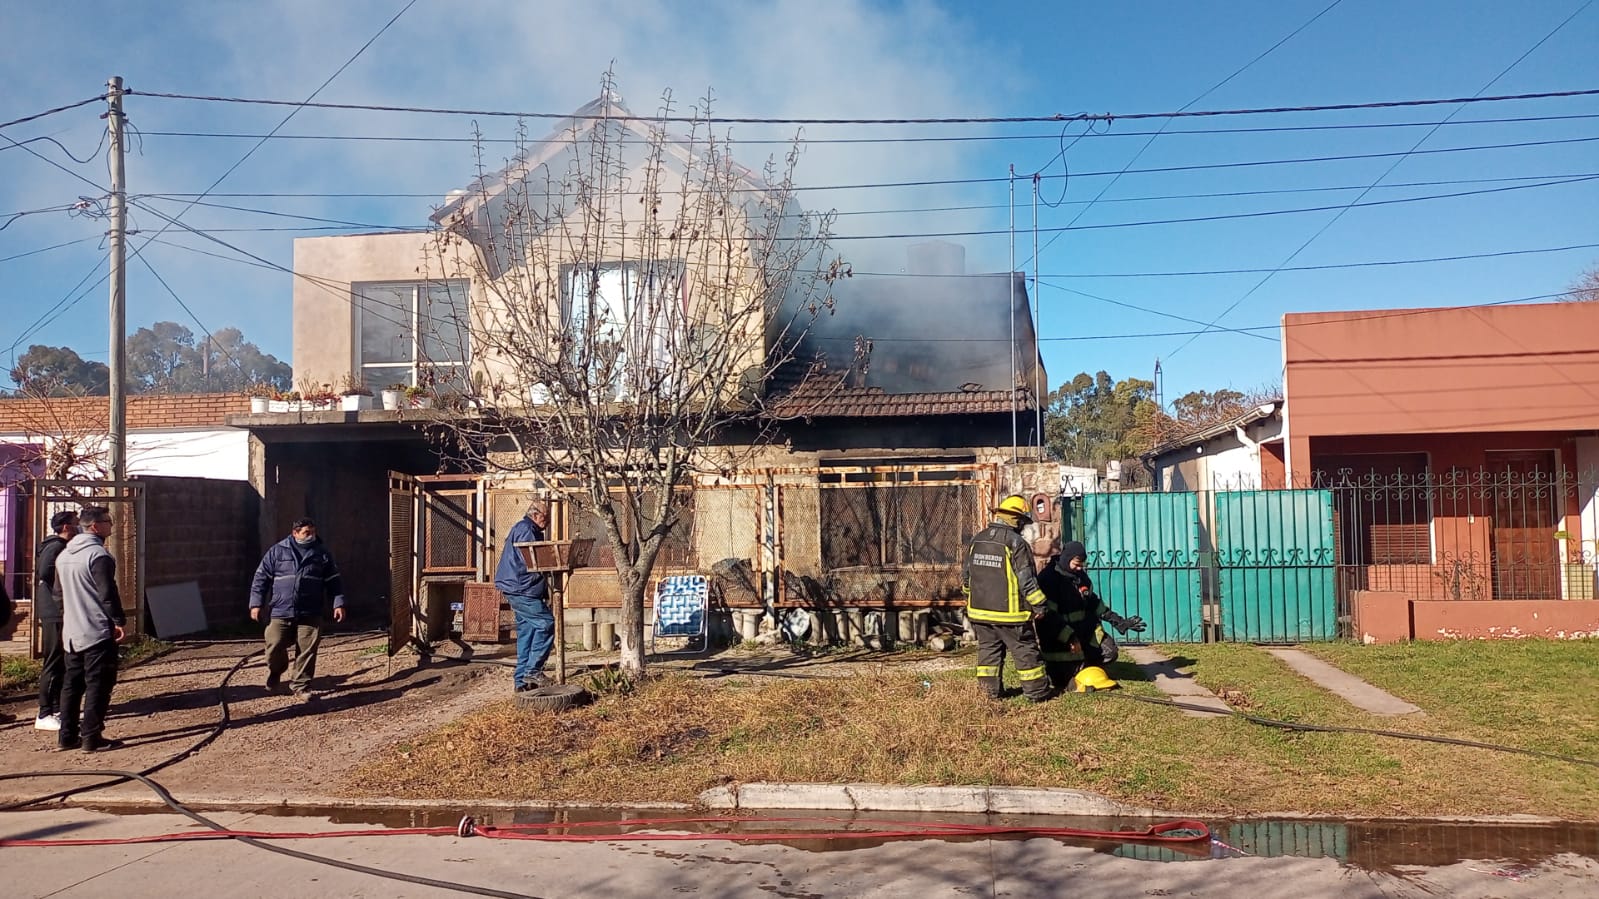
[994,494,1033,522]
[1072,666,1119,693]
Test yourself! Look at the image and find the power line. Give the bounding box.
[0,237,97,266]
[1168,0,1598,357]
[824,173,1599,240]
[123,86,1599,126]
[1026,0,1347,267]
[0,94,107,131]
[850,241,1599,279]
[123,134,1599,199]
[133,253,245,378]
[130,171,1599,223]
[130,111,1599,146]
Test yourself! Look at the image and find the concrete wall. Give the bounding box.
[293,231,439,387]
[138,475,260,631]
[1283,302,1599,481]
[1354,591,1599,642]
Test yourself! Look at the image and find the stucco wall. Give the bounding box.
[292,231,441,388]
[1283,302,1599,480]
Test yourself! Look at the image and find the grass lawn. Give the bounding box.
[0,636,171,696]
[343,640,1599,819]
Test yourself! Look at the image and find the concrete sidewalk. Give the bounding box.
[1127,646,1233,716]
[1266,648,1424,716]
[3,806,1592,899]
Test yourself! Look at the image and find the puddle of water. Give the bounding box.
[84,802,1599,873]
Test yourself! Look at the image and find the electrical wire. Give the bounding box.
[0,237,96,265]
[129,110,1599,146]
[123,86,1599,125]
[1168,0,1598,357]
[1027,0,1347,265]
[0,94,107,131]
[133,253,247,379]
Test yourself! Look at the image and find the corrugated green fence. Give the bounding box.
[1065,488,1338,643]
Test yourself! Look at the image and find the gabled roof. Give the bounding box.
[1143,401,1283,459]
[430,90,771,228]
[764,358,1038,420]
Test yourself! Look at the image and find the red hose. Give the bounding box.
[0,815,1209,848]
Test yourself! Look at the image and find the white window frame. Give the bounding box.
[353,279,471,389]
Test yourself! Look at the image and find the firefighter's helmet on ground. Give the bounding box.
[1072,665,1119,693]
[993,494,1033,523]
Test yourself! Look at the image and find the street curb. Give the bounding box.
[697,783,1174,817]
[12,786,1573,827]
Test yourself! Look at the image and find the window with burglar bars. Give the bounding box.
[819,483,975,569]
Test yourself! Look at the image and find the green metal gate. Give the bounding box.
[1080,492,1204,643]
[1215,489,1337,642]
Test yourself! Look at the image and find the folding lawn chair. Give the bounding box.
[651,574,710,656]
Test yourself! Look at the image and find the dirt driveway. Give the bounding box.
[0,634,514,806]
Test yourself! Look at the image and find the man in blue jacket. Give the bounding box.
[495,501,553,691]
[250,517,345,699]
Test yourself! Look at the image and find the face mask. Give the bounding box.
[294,535,315,546]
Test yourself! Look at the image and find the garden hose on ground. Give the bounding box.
[1106,690,1599,769]
[0,647,262,812]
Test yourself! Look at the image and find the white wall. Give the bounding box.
[0,427,249,482]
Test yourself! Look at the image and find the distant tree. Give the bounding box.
[1563,263,1599,303]
[1043,371,1159,468]
[124,321,292,393]
[9,345,110,395]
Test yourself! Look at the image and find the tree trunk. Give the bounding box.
[619,576,646,676]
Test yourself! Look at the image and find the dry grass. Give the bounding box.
[345,644,1599,819]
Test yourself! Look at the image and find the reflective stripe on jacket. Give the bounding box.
[961,520,1046,624]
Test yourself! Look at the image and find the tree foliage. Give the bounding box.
[9,345,110,395]
[424,76,842,676]
[7,323,290,395]
[1043,371,1160,468]
[1044,373,1280,472]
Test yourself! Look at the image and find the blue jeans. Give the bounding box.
[507,593,554,686]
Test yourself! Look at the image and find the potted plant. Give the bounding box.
[381,383,406,411]
[405,384,434,410]
[280,390,302,412]
[246,383,276,414]
[339,373,374,411]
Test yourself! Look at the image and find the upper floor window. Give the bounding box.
[561,261,684,397]
[355,280,470,390]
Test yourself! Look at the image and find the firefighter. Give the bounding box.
[961,494,1053,702]
[1038,540,1147,692]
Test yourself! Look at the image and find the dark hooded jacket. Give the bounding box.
[34,534,69,623]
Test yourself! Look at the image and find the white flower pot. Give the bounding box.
[381,389,404,410]
[341,394,373,412]
[268,399,291,413]
[249,396,270,413]
[409,395,434,410]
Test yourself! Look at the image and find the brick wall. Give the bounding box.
[0,393,249,432]
[137,475,260,632]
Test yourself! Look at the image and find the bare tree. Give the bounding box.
[423,76,844,676]
[1562,263,1599,303]
[2,376,111,482]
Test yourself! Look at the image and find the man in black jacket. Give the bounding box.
[250,518,346,699]
[33,509,80,732]
[1037,540,1147,691]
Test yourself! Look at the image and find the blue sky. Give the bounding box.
[1,0,1595,401]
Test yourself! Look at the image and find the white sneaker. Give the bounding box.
[35,714,62,732]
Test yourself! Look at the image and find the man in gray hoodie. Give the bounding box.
[55,505,126,752]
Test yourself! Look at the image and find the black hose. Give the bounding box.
[0,769,541,899]
[0,648,260,811]
[1111,691,1599,769]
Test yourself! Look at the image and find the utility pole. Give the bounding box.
[107,76,127,483]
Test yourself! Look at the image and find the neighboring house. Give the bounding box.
[1144,401,1284,492]
[1280,301,1599,641]
[240,93,1048,643]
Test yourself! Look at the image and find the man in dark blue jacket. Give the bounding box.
[495,501,552,691]
[250,518,345,699]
